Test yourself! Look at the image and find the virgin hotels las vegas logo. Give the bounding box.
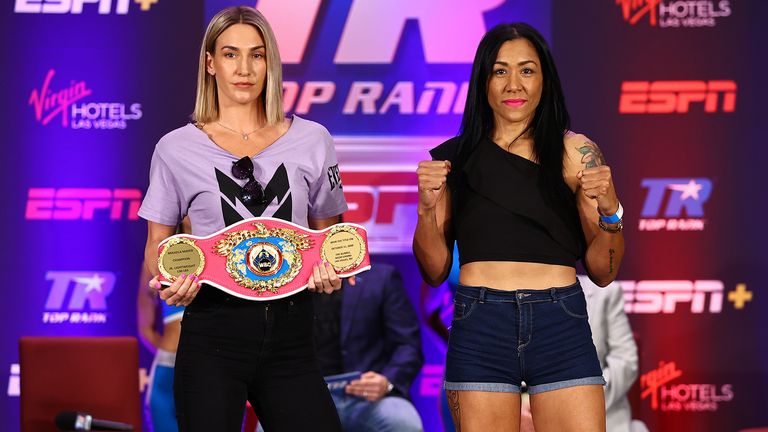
[28,69,142,130]
[615,0,731,28]
[641,361,734,412]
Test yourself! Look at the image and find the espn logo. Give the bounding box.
[342,171,418,225]
[26,188,142,220]
[620,280,723,314]
[340,170,419,254]
[619,80,736,114]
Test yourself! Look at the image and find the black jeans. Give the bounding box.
[174,286,342,432]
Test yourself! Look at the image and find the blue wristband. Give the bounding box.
[599,202,623,224]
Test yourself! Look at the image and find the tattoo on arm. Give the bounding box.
[447,390,461,431]
[577,141,606,169]
[609,248,615,274]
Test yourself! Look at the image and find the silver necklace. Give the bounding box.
[217,121,262,140]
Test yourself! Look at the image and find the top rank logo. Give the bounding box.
[28,69,142,129]
[615,0,731,28]
[43,271,116,324]
[639,178,712,231]
[260,0,506,118]
[15,0,159,14]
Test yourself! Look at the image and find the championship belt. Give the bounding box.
[156,217,370,300]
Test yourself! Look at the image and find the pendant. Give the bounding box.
[243,134,249,140]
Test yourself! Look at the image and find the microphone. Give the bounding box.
[55,411,134,431]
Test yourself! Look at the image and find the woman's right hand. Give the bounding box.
[416,160,451,212]
[150,274,201,307]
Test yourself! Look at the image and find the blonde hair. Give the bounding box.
[193,6,284,125]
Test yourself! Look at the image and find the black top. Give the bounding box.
[312,289,344,375]
[430,137,585,267]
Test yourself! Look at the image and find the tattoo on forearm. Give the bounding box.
[577,141,606,169]
[609,248,615,274]
[447,390,461,431]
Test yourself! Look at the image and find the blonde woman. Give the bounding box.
[139,6,346,431]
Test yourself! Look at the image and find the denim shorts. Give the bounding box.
[444,281,605,395]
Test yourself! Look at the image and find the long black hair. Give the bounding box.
[456,23,571,203]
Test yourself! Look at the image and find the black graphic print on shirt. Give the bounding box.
[215,163,292,227]
[327,164,342,191]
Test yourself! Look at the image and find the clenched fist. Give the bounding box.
[577,165,619,216]
[416,160,451,211]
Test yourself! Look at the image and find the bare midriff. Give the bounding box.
[459,261,577,291]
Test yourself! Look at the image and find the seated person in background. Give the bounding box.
[521,277,638,432]
[293,263,424,432]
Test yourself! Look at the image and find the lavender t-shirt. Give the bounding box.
[138,115,347,236]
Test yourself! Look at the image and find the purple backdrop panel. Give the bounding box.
[554,1,767,431]
[1,1,204,430]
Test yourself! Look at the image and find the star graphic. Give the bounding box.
[74,274,106,293]
[668,179,703,201]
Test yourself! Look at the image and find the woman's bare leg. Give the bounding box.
[446,390,521,432]
[529,385,605,432]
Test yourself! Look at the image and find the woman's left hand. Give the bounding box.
[307,261,356,294]
[577,165,620,216]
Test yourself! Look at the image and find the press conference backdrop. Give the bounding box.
[2,0,765,430]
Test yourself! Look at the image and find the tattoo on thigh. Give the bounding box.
[447,390,461,431]
[609,248,615,274]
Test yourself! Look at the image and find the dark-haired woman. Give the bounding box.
[414,23,624,431]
